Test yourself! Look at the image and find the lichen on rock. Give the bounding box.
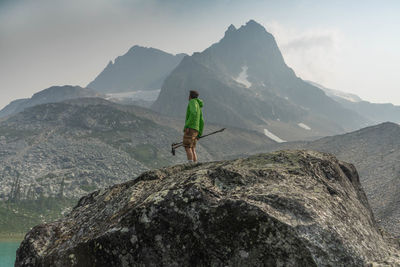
[15,150,400,266]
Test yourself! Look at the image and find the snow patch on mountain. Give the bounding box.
[106,90,161,102]
[234,66,252,88]
[328,91,361,103]
[264,128,286,143]
[306,80,362,103]
[298,123,311,130]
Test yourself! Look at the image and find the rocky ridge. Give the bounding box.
[0,97,274,202]
[0,86,103,118]
[262,122,400,236]
[15,150,400,266]
[308,80,400,124]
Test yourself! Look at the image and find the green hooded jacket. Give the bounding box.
[184,98,204,137]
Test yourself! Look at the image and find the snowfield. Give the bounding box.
[234,66,252,88]
[106,89,161,102]
[298,123,311,130]
[264,128,286,143]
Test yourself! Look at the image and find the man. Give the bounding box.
[183,90,204,163]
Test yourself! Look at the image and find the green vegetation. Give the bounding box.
[0,197,77,235]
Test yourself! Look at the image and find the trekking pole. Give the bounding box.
[171,128,226,155]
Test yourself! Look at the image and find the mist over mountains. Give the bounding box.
[308,81,400,124]
[87,46,185,94]
[3,20,399,134]
[152,20,370,141]
[0,86,103,119]
[1,19,400,251]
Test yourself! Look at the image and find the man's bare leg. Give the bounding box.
[191,147,197,162]
[185,147,193,161]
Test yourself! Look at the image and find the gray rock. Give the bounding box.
[0,86,103,118]
[15,150,400,266]
[265,122,400,236]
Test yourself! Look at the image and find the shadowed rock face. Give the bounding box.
[15,150,399,266]
[264,122,400,236]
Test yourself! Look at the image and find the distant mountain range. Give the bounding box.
[0,97,275,233]
[2,23,399,134]
[306,80,363,103]
[87,46,185,94]
[0,97,275,200]
[152,20,370,141]
[308,81,400,124]
[1,20,400,237]
[0,86,103,118]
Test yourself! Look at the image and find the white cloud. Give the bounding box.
[266,21,344,88]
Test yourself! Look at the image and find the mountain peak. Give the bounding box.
[127,45,146,54]
[246,19,260,26]
[221,20,271,42]
[242,19,267,32]
[224,24,237,36]
[223,20,268,39]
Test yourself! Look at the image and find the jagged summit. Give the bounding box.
[242,19,268,32]
[224,24,237,36]
[222,20,272,41]
[152,20,368,139]
[217,20,275,49]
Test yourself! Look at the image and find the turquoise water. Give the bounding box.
[0,242,20,267]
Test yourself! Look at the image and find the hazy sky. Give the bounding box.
[1,0,400,109]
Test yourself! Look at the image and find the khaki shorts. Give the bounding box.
[183,128,199,148]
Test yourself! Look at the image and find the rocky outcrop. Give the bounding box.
[15,150,400,266]
[265,122,400,236]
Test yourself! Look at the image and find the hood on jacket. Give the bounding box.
[193,98,203,108]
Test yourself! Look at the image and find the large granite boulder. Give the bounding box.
[16,150,400,266]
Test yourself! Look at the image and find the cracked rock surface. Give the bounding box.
[15,150,400,266]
